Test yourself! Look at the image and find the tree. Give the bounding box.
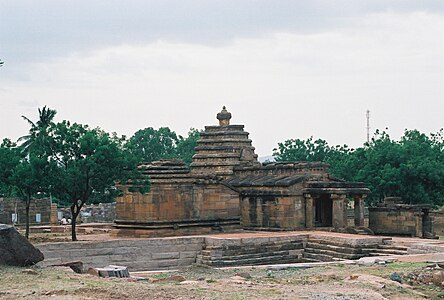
[11,155,54,238]
[0,139,54,238]
[0,139,21,197]
[18,106,57,155]
[273,137,334,162]
[176,128,200,166]
[126,127,179,163]
[49,121,149,241]
[11,106,57,238]
[273,129,444,206]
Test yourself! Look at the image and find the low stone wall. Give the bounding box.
[431,210,444,236]
[58,203,116,223]
[0,197,52,225]
[36,233,390,271]
[368,207,423,237]
[36,236,204,271]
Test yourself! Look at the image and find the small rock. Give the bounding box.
[153,275,186,283]
[349,275,359,280]
[53,266,75,273]
[130,276,148,281]
[180,280,200,285]
[390,272,402,283]
[86,267,99,276]
[22,269,38,275]
[53,261,83,274]
[432,271,444,285]
[235,272,252,279]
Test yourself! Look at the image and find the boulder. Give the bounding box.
[0,224,44,266]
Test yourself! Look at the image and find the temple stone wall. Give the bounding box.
[240,195,306,229]
[431,210,444,236]
[369,208,424,237]
[0,197,52,225]
[114,107,369,236]
[116,183,239,223]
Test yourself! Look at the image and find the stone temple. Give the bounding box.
[114,107,370,237]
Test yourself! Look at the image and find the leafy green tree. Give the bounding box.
[49,121,149,241]
[10,106,58,238]
[0,139,21,197]
[398,130,444,205]
[18,106,57,155]
[0,139,55,238]
[273,129,444,206]
[176,128,200,166]
[273,137,352,178]
[126,127,179,163]
[273,137,332,162]
[10,154,54,238]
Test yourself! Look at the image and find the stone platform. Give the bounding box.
[34,231,416,271]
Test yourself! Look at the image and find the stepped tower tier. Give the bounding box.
[190,107,261,178]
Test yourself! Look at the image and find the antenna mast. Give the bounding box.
[366,110,370,143]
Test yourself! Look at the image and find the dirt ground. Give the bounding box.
[14,228,444,299]
[1,262,444,300]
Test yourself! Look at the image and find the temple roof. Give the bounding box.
[224,175,308,187]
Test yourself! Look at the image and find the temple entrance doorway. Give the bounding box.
[314,195,332,227]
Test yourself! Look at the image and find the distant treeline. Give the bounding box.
[273,129,444,206]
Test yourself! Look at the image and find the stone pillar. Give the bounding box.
[353,194,366,227]
[304,194,314,229]
[343,196,349,227]
[331,194,347,229]
[50,203,58,225]
[415,211,423,238]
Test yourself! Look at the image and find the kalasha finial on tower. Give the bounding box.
[217,106,232,126]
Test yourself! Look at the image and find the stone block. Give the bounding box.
[241,237,270,245]
[180,251,197,259]
[152,252,180,260]
[205,237,241,247]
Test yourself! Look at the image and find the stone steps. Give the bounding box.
[198,253,304,267]
[200,249,303,263]
[198,239,306,266]
[377,244,409,251]
[365,248,408,256]
[305,242,364,255]
[199,253,304,267]
[367,252,393,257]
[304,247,366,260]
[303,252,346,262]
[197,235,408,267]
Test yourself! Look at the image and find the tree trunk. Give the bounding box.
[25,194,31,239]
[70,204,78,241]
[70,200,85,241]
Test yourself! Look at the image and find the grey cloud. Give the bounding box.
[1,0,443,66]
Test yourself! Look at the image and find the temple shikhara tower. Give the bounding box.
[114,107,369,237]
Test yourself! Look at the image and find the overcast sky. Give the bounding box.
[1,1,443,157]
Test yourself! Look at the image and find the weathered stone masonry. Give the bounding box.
[114,107,370,237]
